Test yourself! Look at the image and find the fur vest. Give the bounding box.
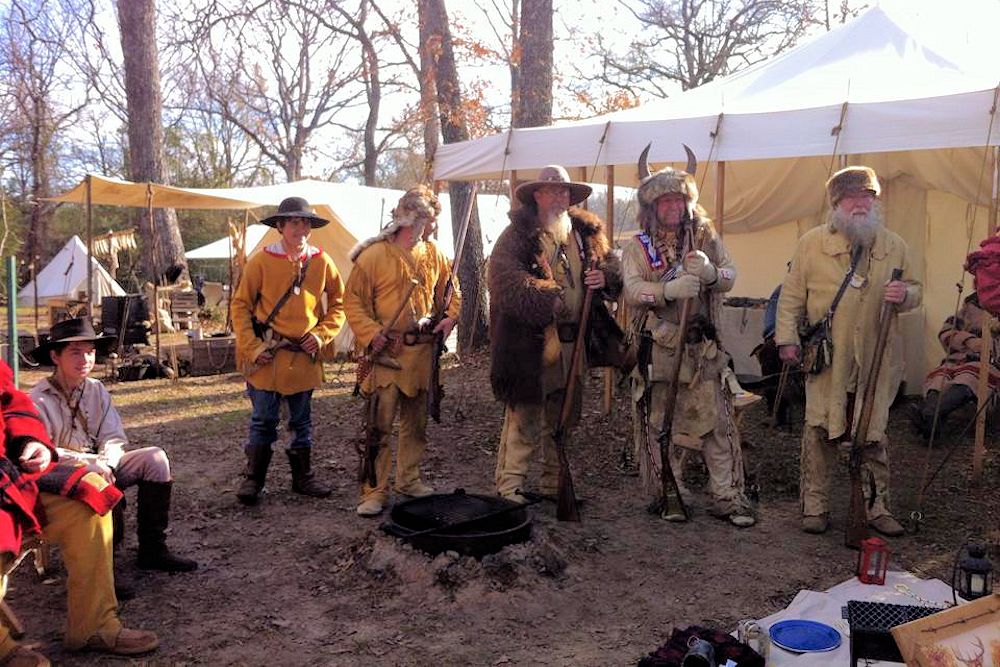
[488,206,622,405]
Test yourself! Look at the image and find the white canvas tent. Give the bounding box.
[49,178,510,353]
[19,235,126,308]
[433,0,1000,389]
[184,224,270,260]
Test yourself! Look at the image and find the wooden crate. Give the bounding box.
[189,336,237,376]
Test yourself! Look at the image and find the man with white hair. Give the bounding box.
[488,165,622,504]
[777,166,922,536]
[622,146,755,527]
[344,185,460,517]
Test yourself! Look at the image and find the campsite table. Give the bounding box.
[749,570,953,666]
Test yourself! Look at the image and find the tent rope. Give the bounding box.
[697,112,725,194]
[586,121,613,184]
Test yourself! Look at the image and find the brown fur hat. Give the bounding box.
[826,166,880,207]
[349,185,440,261]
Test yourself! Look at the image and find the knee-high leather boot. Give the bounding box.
[286,448,331,498]
[236,445,273,505]
[135,481,198,572]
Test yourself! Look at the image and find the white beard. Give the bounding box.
[830,201,883,249]
[542,210,571,245]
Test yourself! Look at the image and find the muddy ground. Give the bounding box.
[6,350,998,666]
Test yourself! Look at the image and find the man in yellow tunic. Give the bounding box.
[231,197,345,505]
[777,167,921,536]
[344,186,460,517]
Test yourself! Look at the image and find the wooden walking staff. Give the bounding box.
[845,268,903,549]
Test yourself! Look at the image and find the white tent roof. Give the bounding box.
[184,224,270,260]
[19,235,126,307]
[434,0,1000,232]
[49,179,510,354]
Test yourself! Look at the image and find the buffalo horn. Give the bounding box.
[638,143,652,180]
[683,144,697,175]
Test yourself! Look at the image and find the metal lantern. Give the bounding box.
[857,536,891,585]
[953,543,994,602]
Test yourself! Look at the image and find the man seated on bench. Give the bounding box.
[29,318,197,573]
[0,358,158,666]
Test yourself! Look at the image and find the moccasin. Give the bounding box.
[2,646,50,667]
[869,514,905,537]
[81,627,158,656]
[801,513,830,534]
[396,482,434,498]
[356,498,384,517]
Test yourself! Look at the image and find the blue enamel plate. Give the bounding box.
[768,620,842,653]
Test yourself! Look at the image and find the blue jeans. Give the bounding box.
[245,385,313,452]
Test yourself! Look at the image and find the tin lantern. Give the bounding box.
[952,543,994,603]
[857,536,891,585]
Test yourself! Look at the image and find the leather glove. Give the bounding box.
[662,273,701,300]
[684,250,718,284]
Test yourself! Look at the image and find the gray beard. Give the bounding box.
[542,210,571,245]
[830,203,882,249]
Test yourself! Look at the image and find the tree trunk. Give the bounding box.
[515,0,552,128]
[116,0,187,283]
[421,0,488,353]
[417,4,440,179]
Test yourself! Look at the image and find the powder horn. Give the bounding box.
[684,144,697,175]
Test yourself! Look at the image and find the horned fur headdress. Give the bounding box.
[349,185,441,261]
[636,143,699,231]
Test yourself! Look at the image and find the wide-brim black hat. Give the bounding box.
[30,317,116,366]
[261,196,330,228]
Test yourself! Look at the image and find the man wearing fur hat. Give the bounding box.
[623,146,755,527]
[488,166,622,504]
[777,166,921,536]
[231,196,345,505]
[344,185,461,517]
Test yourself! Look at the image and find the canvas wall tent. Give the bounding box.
[49,178,510,353]
[433,0,1000,390]
[184,224,270,260]
[19,235,126,308]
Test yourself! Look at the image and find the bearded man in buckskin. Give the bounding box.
[777,166,921,536]
[623,145,756,527]
[488,165,622,504]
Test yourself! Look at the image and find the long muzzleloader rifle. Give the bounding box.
[845,267,903,548]
[551,260,600,522]
[355,279,419,487]
[654,295,693,521]
[428,183,479,423]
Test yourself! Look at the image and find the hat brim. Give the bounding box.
[260,211,330,228]
[29,335,116,366]
[515,181,592,207]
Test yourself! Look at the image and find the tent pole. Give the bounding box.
[991,146,999,236]
[86,174,93,316]
[971,315,995,485]
[510,170,518,208]
[577,167,589,211]
[148,187,161,367]
[31,256,38,336]
[715,161,726,239]
[602,165,616,417]
[7,257,18,387]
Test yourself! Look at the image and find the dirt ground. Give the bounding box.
[6,349,998,666]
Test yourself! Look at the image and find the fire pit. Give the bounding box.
[381,489,534,558]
